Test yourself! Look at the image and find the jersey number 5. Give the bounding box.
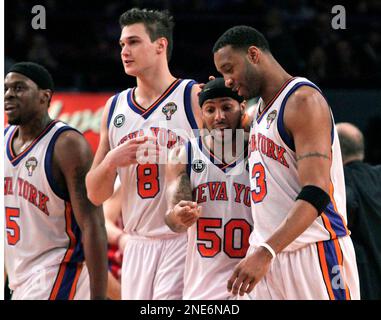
[251,162,267,203]
[137,164,160,198]
[6,207,20,245]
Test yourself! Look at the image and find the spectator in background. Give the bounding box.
[337,122,381,300]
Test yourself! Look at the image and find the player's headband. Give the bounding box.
[8,62,54,91]
[199,77,244,107]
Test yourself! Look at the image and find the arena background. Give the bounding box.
[5,0,381,163]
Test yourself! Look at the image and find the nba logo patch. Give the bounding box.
[266,110,277,129]
[114,114,125,128]
[25,157,38,176]
[192,159,205,173]
[162,102,177,120]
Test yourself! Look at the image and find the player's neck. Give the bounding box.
[135,64,176,105]
[260,58,292,111]
[17,114,53,142]
[204,134,242,164]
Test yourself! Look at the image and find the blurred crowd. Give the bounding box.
[5,0,381,91]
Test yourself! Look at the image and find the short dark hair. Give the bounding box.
[338,129,364,161]
[213,25,270,54]
[119,8,174,61]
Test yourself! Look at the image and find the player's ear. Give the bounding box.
[240,100,247,115]
[156,37,167,55]
[40,89,52,105]
[247,46,260,64]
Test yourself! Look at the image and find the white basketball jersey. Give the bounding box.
[108,79,199,237]
[183,137,253,299]
[4,121,85,298]
[248,77,349,251]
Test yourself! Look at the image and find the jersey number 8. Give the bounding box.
[137,164,160,198]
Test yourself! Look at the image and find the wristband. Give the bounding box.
[259,242,276,259]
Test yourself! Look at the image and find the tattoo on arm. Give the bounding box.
[296,152,330,162]
[171,172,192,205]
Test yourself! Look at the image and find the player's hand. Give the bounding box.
[197,76,217,94]
[227,246,273,296]
[173,201,201,228]
[106,136,159,168]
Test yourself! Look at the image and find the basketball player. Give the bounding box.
[165,78,253,299]
[85,8,202,300]
[4,62,108,300]
[213,26,360,299]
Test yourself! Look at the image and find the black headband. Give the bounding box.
[8,62,54,91]
[199,78,243,107]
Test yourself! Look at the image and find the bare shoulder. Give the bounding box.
[54,129,93,166]
[286,86,329,115]
[190,82,203,129]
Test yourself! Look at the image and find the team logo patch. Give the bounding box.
[25,157,38,176]
[266,110,277,129]
[162,102,177,120]
[192,159,206,173]
[114,114,125,128]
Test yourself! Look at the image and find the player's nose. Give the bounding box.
[225,78,234,89]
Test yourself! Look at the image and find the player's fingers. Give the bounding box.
[135,136,157,143]
[208,75,216,81]
[245,279,257,295]
[227,268,240,292]
[239,277,253,296]
[178,200,197,208]
[231,272,247,296]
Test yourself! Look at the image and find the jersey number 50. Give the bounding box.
[197,218,251,258]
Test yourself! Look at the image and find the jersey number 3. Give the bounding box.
[137,164,160,198]
[251,162,267,203]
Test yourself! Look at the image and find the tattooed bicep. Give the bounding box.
[171,171,193,205]
[296,152,331,162]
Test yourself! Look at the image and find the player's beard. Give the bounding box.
[243,60,261,100]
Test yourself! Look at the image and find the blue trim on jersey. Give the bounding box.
[107,93,120,129]
[184,80,199,132]
[55,263,81,300]
[69,216,85,263]
[126,89,142,116]
[7,120,58,166]
[197,136,244,173]
[323,202,348,238]
[277,82,322,151]
[126,79,183,119]
[45,126,81,201]
[323,240,348,300]
[6,127,16,162]
[186,141,193,178]
[4,125,11,136]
